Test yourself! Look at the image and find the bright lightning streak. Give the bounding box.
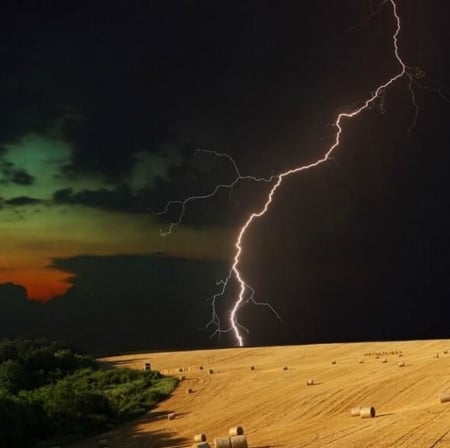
[228,0,412,346]
[159,0,441,346]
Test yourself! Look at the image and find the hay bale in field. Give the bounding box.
[331,360,336,365]
[283,366,288,370]
[179,375,186,381]
[398,353,403,357]
[444,350,448,354]
[194,434,207,442]
[199,366,204,370]
[229,426,244,436]
[360,406,376,418]
[144,362,151,371]
[167,412,176,420]
[306,378,314,386]
[433,353,440,359]
[214,437,231,448]
[359,359,364,364]
[230,435,248,448]
[440,391,450,403]
[178,368,184,372]
[208,369,214,374]
[186,388,194,394]
[381,358,388,363]
[250,366,255,370]
[350,407,361,417]
[398,361,405,367]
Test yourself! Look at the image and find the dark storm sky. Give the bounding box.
[1,0,450,353]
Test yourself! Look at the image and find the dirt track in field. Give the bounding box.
[69,339,450,448]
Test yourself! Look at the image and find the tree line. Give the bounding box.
[0,338,176,447]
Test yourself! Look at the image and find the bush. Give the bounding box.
[0,391,48,447]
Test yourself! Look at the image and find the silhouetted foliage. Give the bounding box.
[0,338,176,448]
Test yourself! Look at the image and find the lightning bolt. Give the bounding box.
[158,0,445,346]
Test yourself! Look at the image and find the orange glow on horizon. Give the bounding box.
[0,267,72,302]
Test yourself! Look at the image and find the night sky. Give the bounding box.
[1,1,450,354]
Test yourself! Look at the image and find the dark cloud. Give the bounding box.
[1,0,448,185]
[11,169,34,185]
[0,283,39,337]
[0,255,228,354]
[50,154,270,228]
[0,160,34,185]
[0,283,28,301]
[53,185,139,213]
[0,1,175,180]
[0,1,377,181]
[143,148,278,229]
[4,196,41,206]
[1,243,450,352]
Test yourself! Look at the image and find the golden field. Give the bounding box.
[69,339,450,448]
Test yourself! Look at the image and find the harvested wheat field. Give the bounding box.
[69,339,450,448]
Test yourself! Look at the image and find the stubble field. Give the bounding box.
[69,339,450,448]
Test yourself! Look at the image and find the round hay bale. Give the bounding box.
[179,375,186,381]
[440,391,450,404]
[360,406,376,418]
[444,350,448,354]
[178,368,184,372]
[194,433,207,442]
[199,366,204,370]
[398,361,405,367]
[331,360,336,365]
[208,369,214,374]
[250,366,255,371]
[398,353,403,357]
[359,359,364,364]
[167,412,175,420]
[382,358,388,363]
[214,437,231,448]
[283,366,288,371]
[230,435,248,448]
[186,388,193,394]
[306,378,314,386]
[350,407,361,417]
[229,426,244,436]
[433,353,440,359]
